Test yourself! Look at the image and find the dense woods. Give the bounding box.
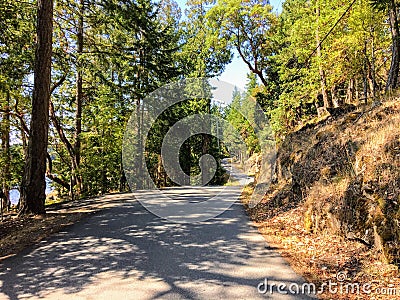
[0,0,399,215]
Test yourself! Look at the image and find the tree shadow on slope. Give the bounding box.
[246,117,360,223]
[0,194,312,299]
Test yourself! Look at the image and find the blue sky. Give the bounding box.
[175,0,283,90]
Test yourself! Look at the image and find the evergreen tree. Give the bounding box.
[19,0,53,215]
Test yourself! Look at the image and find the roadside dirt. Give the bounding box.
[0,212,90,261]
[0,193,130,262]
[242,187,400,299]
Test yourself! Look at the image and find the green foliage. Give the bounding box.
[45,0,190,196]
[182,0,232,77]
[370,0,390,11]
[224,78,261,156]
[0,1,35,197]
[207,0,277,85]
[0,144,24,189]
[1,0,397,202]
[257,0,390,136]
[196,0,393,137]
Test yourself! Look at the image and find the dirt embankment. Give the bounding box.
[244,99,400,299]
[0,193,129,261]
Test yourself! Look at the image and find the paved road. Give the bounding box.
[0,165,314,299]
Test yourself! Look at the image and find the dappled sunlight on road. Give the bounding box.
[0,198,312,299]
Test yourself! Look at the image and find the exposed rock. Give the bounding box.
[256,99,400,264]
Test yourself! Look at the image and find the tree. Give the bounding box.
[371,0,400,91]
[207,0,277,86]
[172,0,232,186]
[73,0,84,194]
[264,0,390,135]
[225,75,260,157]
[0,1,35,210]
[182,0,232,78]
[46,0,186,195]
[1,91,11,210]
[315,0,332,108]
[19,0,53,215]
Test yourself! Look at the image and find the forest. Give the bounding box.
[0,0,398,217]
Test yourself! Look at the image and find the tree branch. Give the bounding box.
[50,72,68,95]
[235,27,268,86]
[49,100,75,158]
[46,152,70,190]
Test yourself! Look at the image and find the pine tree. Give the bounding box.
[371,0,400,91]
[19,0,54,215]
[207,0,277,85]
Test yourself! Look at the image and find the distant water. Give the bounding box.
[10,189,20,205]
[9,178,54,205]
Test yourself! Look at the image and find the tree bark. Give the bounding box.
[136,97,143,189]
[119,163,127,192]
[386,0,400,91]
[330,85,340,107]
[180,140,191,186]
[46,152,70,190]
[369,26,377,98]
[363,42,369,104]
[73,0,84,195]
[316,3,333,108]
[346,78,354,104]
[201,134,211,185]
[236,44,268,86]
[19,0,53,215]
[2,91,11,211]
[201,100,211,186]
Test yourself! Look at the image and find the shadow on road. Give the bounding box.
[0,194,314,299]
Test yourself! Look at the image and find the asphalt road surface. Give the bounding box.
[0,164,314,299]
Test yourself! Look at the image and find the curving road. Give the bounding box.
[0,164,314,299]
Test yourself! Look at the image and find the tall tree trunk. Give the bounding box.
[119,162,127,192]
[201,100,211,186]
[368,75,376,99]
[136,98,143,189]
[181,140,191,186]
[330,85,340,107]
[73,0,84,195]
[370,26,377,98]
[201,134,211,185]
[21,125,28,159]
[363,42,369,104]
[346,78,354,104]
[355,78,360,103]
[316,3,333,108]
[2,91,11,211]
[386,0,400,91]
[19,0,53,215]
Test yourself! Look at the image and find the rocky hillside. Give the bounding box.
[250,98,400,264]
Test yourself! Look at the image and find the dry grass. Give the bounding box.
[243,190,400,299]
[0,193,130,261]
[243,97,400,299]
[0,212,88,261]
[254,207,399,299]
